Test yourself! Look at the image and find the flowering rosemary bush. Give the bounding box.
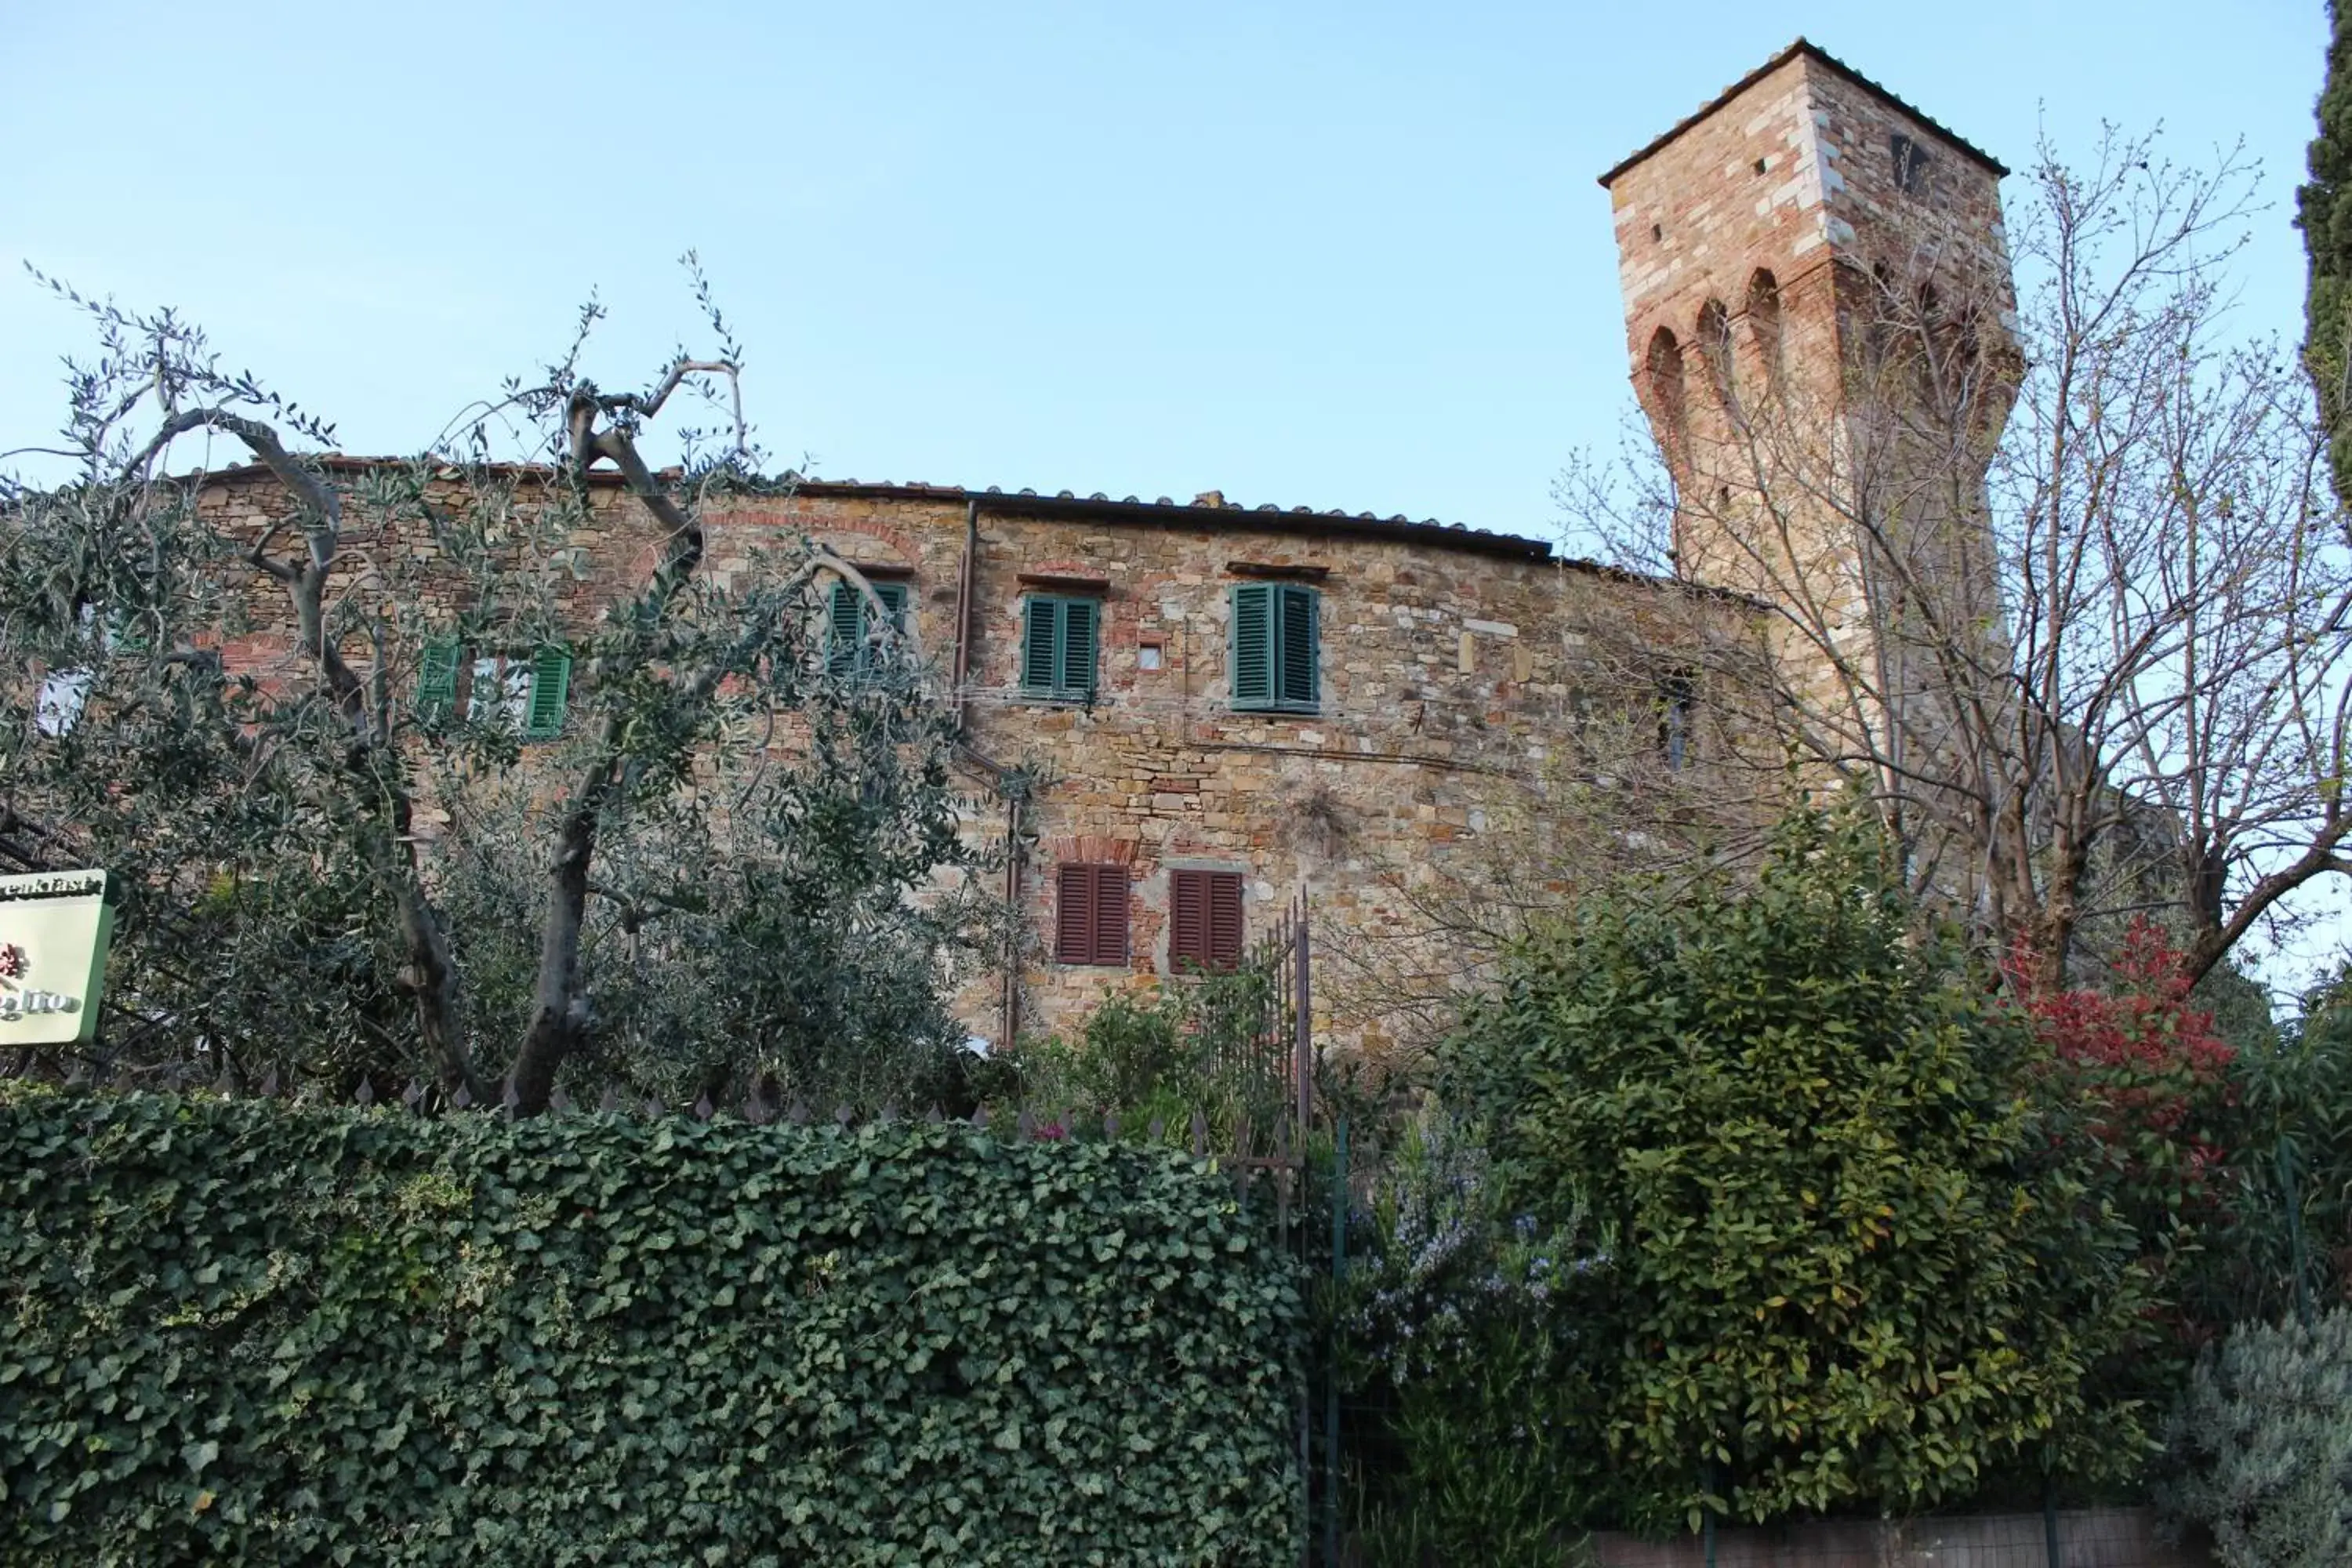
[1336,1112,1608,1566]
[2158,1308,2352,1568]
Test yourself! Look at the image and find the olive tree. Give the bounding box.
[0,263,1004,1112]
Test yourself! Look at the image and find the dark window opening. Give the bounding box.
[1645,325,1689,456]
[1658,673,1696,772]
[1745,269,1783,385]
[1891,132,1930,194]
[1650,222,1664,242]
[1753,156,1769,176]
[1169,869,1244,972]
[1054,862,1131,966]
[1697,297,1735,407]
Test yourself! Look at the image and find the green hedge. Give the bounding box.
[0,1087,1302,1565]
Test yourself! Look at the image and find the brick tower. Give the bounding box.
[1598,41,2016,675]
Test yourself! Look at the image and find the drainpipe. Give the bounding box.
[949,497,1025,1051]
[1001,789,1025,1051]
[952,498,978,728]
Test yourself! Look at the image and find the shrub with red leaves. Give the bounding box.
[2009,920,2238,1349]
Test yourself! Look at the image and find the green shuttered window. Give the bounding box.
[1022,595,1099,702]
[416,638,569,739]
[523,645,572,739]
[417,637,461,723]
[1229,583,1318,713]
[828,579,910,677]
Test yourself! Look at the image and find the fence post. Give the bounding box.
[1324,1114,1347,1568]
[1701,1460,1717,1568]
[2043,1472,2061,1568]
[1294,895,1312,1131]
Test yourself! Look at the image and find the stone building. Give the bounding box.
[183,464,1744,1055]
[166,40,2014,1056]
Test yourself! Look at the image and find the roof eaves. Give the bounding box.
[1595,38,2009,191]
[175,458,1746,600]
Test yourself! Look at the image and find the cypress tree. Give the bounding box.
[2301,0,2352,504]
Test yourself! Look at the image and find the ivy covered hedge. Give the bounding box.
[0,1087,1302,1565]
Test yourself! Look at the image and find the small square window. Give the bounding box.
[1138,644,1163,672]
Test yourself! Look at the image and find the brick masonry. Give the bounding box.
[162,40,2024,1058]
[1600,40,2019,779]
[182,460,1753,1052]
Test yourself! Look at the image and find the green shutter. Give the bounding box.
[523,645,571,739]
[1022,595,1101,701]
[1276,586,1318,709]
[1062,597,1098,699]
[417,637,460,722]
[103,608,150,655]
[826,581,863,676]
[1022,597,1060,693]
[832,580,909,677]
[1230,583,1273,707]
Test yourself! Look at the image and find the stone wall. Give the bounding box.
[1585,1507,2209,1568]
[178,461,1762,1056]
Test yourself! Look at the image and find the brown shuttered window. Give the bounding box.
[1054,863,1130,967]
[1169,869,1244,972]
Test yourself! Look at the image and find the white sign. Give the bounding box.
[0,869,113,1045]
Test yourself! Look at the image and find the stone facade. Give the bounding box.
[181,463,1752,1053]
[165,40,2019,1056]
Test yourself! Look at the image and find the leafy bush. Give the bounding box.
[2016,924,2237,1255]
[2158,1308,2352,1567]
[2218,974,2352,1323]
[0,1087,1301,1566]
[2009,923,2240,1391]
[1015,967,1283,1141]
[1443,808,2155,1534]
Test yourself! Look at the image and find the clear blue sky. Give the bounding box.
[2,0,2328,539]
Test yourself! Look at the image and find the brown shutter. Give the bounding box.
[1092,864,1129,966]
[1170,869,1243,971]
[1055,863,1094,964]
[1207,872,1244,970]
[1171,869,1207,970]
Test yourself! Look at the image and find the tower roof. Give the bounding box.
[1595,38,2009,190]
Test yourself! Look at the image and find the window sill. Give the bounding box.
[1054,957,1131,969]
[1021,688,1098,706]
[1228,702,1320,716]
